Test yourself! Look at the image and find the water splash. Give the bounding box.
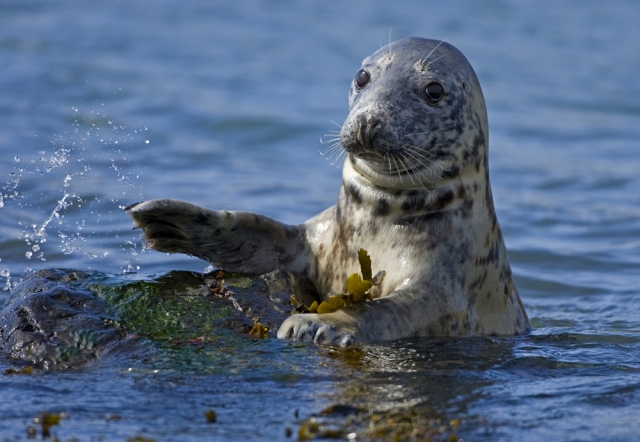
[1,105,149,283]
[1,268,11,291]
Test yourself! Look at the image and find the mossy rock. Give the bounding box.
[0,268,318,370]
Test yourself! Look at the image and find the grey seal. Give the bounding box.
[127,37,529,346]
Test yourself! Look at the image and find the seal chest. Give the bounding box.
[128,37,529,346]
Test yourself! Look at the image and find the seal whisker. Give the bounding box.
[319,140,342,151]
[424,54,444,69]
[400,144,438,165]
[420,39,446,69]
[390,153,406,185]
[320,139,341,147]
[406,144,445,166]
[319,141,345,164]
[398,150,428,178]
[396,147,446,187]
[400,155,417,185]
[320,137,341,145]
[322,149,343,161]
[400,149,427,172]
[405,149,438,168]
[335,149,348,168]
[325,151,346,165]
[399,150,435,189]
[323,146,347,166]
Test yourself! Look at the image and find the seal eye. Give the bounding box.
[424,81,444,104]
[355,70,370,89]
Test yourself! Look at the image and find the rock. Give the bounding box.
[0,268,318,370]
[0,269,122,370]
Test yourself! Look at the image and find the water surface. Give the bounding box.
[1,1,639,440]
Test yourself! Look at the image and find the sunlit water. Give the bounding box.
[1,1,639,440]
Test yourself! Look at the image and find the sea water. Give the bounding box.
[1,1,639,440]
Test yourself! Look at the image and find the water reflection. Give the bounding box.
[320,337,512,413]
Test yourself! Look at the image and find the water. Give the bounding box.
[1,0,640,440]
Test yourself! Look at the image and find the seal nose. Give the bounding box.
[356,115,381,149]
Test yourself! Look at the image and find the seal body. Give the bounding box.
[128,37,529,345]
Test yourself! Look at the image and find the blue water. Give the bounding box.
[1,0,640,440]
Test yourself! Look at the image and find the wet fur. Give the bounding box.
[128,37,529,346]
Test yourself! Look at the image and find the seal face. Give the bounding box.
[127,37,529,346]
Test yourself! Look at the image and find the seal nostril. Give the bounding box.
[355,114,367,146]
[355,115,381,149]
[368,116,381,132]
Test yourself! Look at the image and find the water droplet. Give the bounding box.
[13,156,19,163]
[25,251,32,259]
[32,244,40,252]
[0,269,9,277]
[145,140,150,144]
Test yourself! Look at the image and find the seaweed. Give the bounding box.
[312,248,386,314]
[297,405,462,441]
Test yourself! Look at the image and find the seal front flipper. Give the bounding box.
[277,312,359,347]
[278,285,529,346]
[127,198,307,274]
[277,291,421,346]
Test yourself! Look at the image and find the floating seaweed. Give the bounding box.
[204,409,217,423]
[32,412,65,438]
[297,405,462,441]
[3,365,33,376]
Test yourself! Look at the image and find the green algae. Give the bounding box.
[223,275,254,289]
[89,273,237,344]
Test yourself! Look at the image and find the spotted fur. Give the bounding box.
[128,37,529,346]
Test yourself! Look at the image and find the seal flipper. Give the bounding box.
[127,199,308,274]
[278,284,529,345]
[278,291,422,346]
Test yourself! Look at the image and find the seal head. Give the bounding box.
[341,37,486,189]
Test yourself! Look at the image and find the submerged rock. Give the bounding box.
[0,269,123,370]
[0,268,318,370]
